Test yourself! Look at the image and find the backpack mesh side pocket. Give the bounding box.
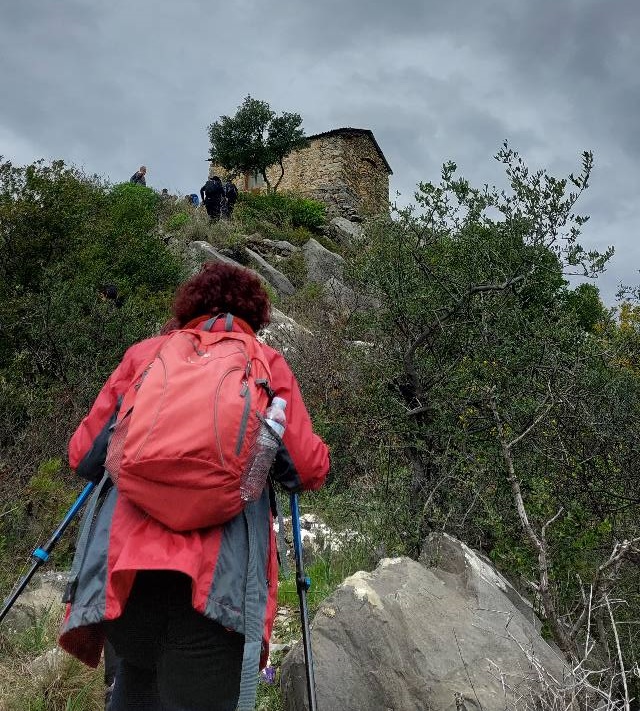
[105,413,131,485]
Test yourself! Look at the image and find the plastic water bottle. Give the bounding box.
[240,397,287,502]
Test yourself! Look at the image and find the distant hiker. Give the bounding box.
[190,192,200,207]
[223,178,238,219]
[161,188,169,199]
[129,165,147,186]
[99,284,118,301]
[200,174,224,221]
[99,284,123,307]
[58,261,330,711]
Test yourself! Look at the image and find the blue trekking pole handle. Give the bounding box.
[0,481,95,624]
[290,492,318,711]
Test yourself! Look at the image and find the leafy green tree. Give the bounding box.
[207,96,308,192]
[324,145,640,670]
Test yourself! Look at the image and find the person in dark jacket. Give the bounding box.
[223,178,238,219]
[59,262,330,711]
[129,166,147,186]
[200,175,224,220]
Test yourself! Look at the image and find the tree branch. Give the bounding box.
[489,391,577,658]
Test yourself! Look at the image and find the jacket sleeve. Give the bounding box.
[265,347,330,492]
[68,347,141,480]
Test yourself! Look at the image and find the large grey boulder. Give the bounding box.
[187,240,239,268]
[186,240,242,277]
[302,239,345,284]
[281,538,571,711]
[329,217,364,246]
[245,248,296,297]
[186,241,270,290]
[260,308,311,353]
[420,532,542,633]
[261,239,299,255]
[321,276,362,314]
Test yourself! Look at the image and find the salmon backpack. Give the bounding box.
[105,314,272,530]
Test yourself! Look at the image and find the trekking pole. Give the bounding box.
[290,492,318,711]
[0,481,95,624]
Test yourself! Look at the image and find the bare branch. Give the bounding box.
[541,507,565,542]
[605,595,631,711]
[489,391,577,658]
[508,392,554,450]
[571,537,640,639]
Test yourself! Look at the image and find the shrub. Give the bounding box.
[287,195,326,231]
[235,192,326,231]
[278,251,307,288]
[165,211,190,232]
[108,182,160,237]
[0,158,186,589]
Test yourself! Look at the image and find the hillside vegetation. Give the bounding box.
[0,149,639,709]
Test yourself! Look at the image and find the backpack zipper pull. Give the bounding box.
[240,381,249,397]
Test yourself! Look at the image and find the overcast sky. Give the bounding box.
[1,0,638,303]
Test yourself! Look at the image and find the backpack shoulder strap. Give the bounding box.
[202,313,234,332]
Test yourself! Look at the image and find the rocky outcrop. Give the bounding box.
[2,570,66,634]
[260,308,311,352]
[245,247,296,297]
[281,535,571,711]
[261,239,299,255]
[274,513,361,566]
[328,216,364,246]
[302,239,345,284]
[187,240,241,270]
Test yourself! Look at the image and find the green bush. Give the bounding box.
[165,211,190,233]
[236,192,326,231]
[287,196,326,230]
[108,182,160,237]
[0,158,186,588]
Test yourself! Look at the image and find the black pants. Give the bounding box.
[103,571,244,711]
[222,200,236,219]
[204,200,222,220]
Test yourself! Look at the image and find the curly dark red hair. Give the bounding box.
[171,261,271,332]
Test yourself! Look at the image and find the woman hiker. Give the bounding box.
[59,261,330,710]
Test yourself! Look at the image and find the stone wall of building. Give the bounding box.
[339,134,390,217]
[266,135,347,196]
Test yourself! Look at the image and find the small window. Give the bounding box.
[363,157,377,168]
[247,171,266,190]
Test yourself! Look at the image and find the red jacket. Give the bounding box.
[59,319,329,668]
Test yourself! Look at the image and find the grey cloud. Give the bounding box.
[0,0,638,302]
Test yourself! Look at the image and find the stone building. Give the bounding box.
[210,128,392,221]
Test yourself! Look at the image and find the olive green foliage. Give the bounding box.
[165,211,190,233]
[564,282,609,331]
[0,158,185,589]
[235,191,326,233]
[208,95,308,192]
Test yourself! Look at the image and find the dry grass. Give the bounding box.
[0,606,104,711]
